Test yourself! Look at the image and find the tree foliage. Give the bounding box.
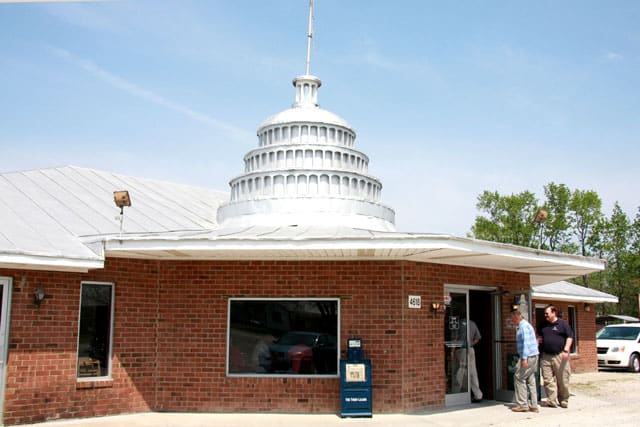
[471,190,539,247]
[542,182,572,252]
[568,189,603,257]
[589,204,640,315]
[470,183,639,317]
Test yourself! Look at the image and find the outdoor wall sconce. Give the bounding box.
[511,296,521,311]
[584,303,592,312]
[34,287,46,307]
[431,302,442,313]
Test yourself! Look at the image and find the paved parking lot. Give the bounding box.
[24,371,639,427]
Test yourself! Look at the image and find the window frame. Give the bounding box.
[76,281,115,381]
[568,305,578,354]
[226,297,340,378]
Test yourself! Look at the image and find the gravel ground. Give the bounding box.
[571,370,639,404]
[25,370,640,427]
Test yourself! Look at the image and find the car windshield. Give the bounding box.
[597,326,640,340]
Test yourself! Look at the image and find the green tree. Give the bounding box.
[470,190,539,247]
[567,189,604,287]
[542,182,572,252]
[568,189,603,257]
[626,208,640,316]
[591,204,638,315]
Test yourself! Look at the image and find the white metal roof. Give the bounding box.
[0,166,228,272]
[532,280,618,303]
[101,225,606,286]
[596,314,639,323]
[1,167,606,286]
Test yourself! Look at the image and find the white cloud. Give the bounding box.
[604,52,623,62]
[48,47,253,143]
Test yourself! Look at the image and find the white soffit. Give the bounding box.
[102,226,605,285]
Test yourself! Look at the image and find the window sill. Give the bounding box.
[76,378,114,389]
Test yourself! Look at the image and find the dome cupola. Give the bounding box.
[216,2,395,231]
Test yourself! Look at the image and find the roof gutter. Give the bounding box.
[0,253,104,273]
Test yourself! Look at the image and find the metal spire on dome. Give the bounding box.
[305,0,314,75]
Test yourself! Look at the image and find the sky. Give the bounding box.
[1,0,639,236]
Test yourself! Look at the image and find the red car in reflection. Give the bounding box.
[269,331,337,374]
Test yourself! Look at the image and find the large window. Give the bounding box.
[227,298,339,376]
[77,282,114,379]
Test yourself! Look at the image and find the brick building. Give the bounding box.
[0,15,613,424]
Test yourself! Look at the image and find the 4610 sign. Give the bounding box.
[408,295,421,309]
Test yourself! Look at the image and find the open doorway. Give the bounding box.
[444,286,496,406]
[469,290,494,401]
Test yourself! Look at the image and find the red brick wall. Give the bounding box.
[399,262,527,410]
[531,301,598,373]
[0,260,594,425]
[1,261,157,425]
[153,260,405,414]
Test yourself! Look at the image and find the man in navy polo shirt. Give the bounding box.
[537,305,574,408]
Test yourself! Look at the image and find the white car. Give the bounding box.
[596,323,640,373]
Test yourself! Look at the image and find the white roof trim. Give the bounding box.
[102,230,605,286]
[0,253,103,273]
[530,292,618,303]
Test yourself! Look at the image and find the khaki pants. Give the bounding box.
[455,347,482,400]
[541,352,571,404]
[514,355,538,408]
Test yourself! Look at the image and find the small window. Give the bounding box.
[77,282,114,379]
[227,299,339,376]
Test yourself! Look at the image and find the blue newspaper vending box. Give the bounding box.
[340,338,372,417]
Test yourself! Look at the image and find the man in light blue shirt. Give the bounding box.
[510,310,539,413]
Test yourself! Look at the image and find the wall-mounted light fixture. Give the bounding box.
[584,303,592,312]
[511,296,521,311]
[34,287,46,307]
[431,302,442,313]
[113,190,132,236]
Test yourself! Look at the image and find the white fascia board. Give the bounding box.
[531,292,619,304]
[0,253,104,272]
[103,233,606,271]
[440,235,606,270]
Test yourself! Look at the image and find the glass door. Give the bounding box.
[0,276,12,424]
[444,287,469,406]
[493,289,531,402]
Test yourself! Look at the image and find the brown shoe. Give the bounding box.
[511,406,529,412]
[560,401,568,408]
[529,407,539,412]
[541,400,557,408]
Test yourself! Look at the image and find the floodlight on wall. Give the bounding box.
[113,191,131,213]
[113,190,131,236]
[34,287,46,307]
[534,208,548,249]
[534,209,549,224]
